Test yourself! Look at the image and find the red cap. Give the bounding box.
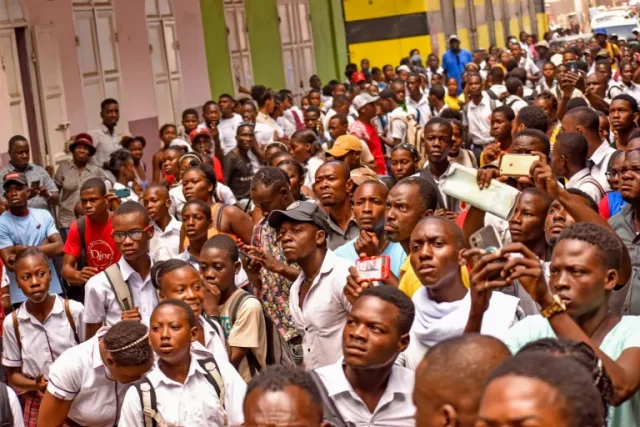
[69,133,96,155]
[351,71,366,84]
[189,127,212,142]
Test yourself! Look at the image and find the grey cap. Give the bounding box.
[352,93,380,110]
[267,201,330,233]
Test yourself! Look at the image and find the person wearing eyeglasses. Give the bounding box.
[83,201,157,339]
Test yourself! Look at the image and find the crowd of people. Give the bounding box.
[1,26,640,427]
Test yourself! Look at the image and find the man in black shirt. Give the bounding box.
[223,123,255,208]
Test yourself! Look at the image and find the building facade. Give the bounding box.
[0,0,547,170]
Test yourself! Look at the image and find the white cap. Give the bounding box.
[352,93,380,110]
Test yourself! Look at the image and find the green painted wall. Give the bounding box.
[200,0,235,99]
[309,0,348,83]
[245,0,286,90]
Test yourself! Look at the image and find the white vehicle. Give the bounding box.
[591,11,640,40]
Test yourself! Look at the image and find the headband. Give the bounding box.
[106,331,149,353]
[179,153,202,164]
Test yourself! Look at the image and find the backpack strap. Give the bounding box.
[0,383,13,427]
[581,177,606,198]
[506,98,519,107]
[103,263,133,311]
[308,370,349,427]
[486,89,498,100]
[64,299,80,344]
[135,378,165,427]
[11,310,21,355]
[197,358,229,427]
[489,98,497,111]
[77,216,87,256]
[215,204,226,232]
[229,292,262,376]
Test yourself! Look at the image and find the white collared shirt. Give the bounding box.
[315,360,416,426]
[149,217,182,263]
[2,295,83,379]
[607,80,624,99]
[289,250,351,370]
[566,168,604,203]
[503,94,529,115]
[84,257,159,327]
[622,81,640,103]
[89,124,128,168]
[192,315,229,364]
[488,84,507,98]
[407,94,432,126]
[119,353,246,427]
[467,92,499,146]
[47,329,133,427]
[589,141,616,193]
[323,108,355,136]
[518,56,540,88]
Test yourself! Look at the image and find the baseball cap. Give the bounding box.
[351,71,366,84]
[326,135,362,158]
[594,28,607,36]
[267,201,330,234]
[350,167,383,186]
[352,93,380,111]
[595,49,611,59]
[396,65,411,73]
[449,35,460,42]
[3,171,27,188]
[189,127,212,142]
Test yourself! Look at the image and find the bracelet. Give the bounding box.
[1,294,9,299]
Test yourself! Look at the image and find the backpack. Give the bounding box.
[229,291,295,376]
[12,298,80,354]
[486,89,498,100]
[389,113,424,156]
[463,96,498,116]
[308,370,354,427]
[135,357,227,427]
[0,383,12,427]
[103,263,134,312]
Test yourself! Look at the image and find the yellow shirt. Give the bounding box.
[398,256,471,298]
[444,94,464,111]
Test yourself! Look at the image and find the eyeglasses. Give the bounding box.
[605,170,621,178]
[112,225,153,243]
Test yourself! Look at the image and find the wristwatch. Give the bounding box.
[541,294,567,319]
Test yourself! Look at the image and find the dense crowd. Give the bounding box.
[1,26,640,427]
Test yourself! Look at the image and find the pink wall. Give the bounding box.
[174,0,212,111]
[22,0,87,137]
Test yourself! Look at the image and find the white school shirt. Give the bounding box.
[589,141,616,193]
[84,257,158,327]
[622,81,640,103]
[6,386,24,427]
[217,114,244,155]
[277,115,297,137]
[303,155,326,188]
[2,295,83,379]
[149,217,182,263]
[288,250,352,370]
[407,93,432,126]
[191,315,230,364]
[566,168,604,203]
[503,94,529,115]
[389,105,419,144]
[315,360,416,427]
[46,329,134,427]
[467,92,499,146]
[119,354,246,427]
[169,184,238,220]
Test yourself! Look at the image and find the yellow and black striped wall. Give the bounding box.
[342,0,548,67]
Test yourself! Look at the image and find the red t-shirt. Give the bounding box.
[63,215,121,271]
[350,120,388,175]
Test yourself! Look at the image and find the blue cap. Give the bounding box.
[594,28,607,36]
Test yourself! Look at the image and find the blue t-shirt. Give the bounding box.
[0,209,63,303]
[442,49,473,92]
[334,238,406,277]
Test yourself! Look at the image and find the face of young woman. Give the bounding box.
[160,267,205,318]
[149,304,197,365]
[181,204,212,242]
[15,254,51,304]
[160,126,177,144]
[163,150,181,177]
[182,169,214,203]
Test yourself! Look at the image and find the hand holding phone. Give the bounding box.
[112,188,131,199]
[499,153,540,177]
[469,225,504,280]
[355,255,391,282]
[30,180,41,189]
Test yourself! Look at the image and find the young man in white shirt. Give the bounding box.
[552,132,605,203]
[268,201,352,370]
[503,77,529,116]
[510,41,540,89]
[279,89,305,133]
[465,73,500,157]
[407,72,431,126]
[315,286,416,425]
[84,201,158,339]
[143,185,181,263]
[217,95,244,155]
[389,80,419,146]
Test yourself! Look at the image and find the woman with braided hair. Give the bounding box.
[37,321,153,427]
[390,143,421,182]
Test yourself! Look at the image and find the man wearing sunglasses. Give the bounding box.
[83,201,157,339]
